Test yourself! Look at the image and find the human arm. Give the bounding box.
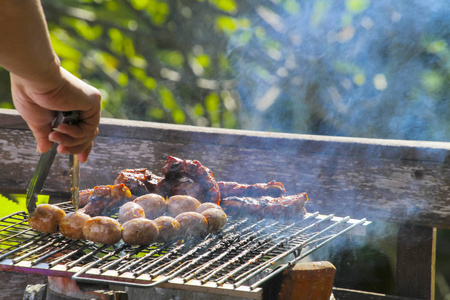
[0,0,101,163]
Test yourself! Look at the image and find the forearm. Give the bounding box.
[0,0,60,90]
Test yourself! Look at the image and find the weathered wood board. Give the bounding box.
[1,109,449,228]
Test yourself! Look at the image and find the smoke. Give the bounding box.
[224,1,450,293]
[228,0,450,142]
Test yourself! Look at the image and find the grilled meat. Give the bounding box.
[167,195,201,216]
[114,168,162,196]
[218,180,286,198]
[133,193,167,219]
[82,216,123,245]
[154,216,181,242]
[156,156,221,205]
[122,218,159,245]
[59,211,91,240]
[175,212,208,238]
[201,208,228,233]
[118,202,145,223]
[221,192,309,219]
[28,204,66,234]
[77,188,93,208]
[196,202,222,214]
[82,184,132,217]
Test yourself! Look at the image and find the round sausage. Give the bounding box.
[28,204,66,234]
[134,194,167,219]
[167,195,201,216]
[83,216,122,244]
[154,216,181,242]
[201,208,228,233]
[59,211,91,240]
[122,218,159,245]
[196,203,223,214]
[118,202,145,223]
[175,212,208,238]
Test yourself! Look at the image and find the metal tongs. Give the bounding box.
[26,111,80,215]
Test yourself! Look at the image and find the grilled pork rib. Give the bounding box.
[221,193,309,219]
[114,168,162,196]
[156,156,221,205]
[218,180,286,198]
[81,184,132,216]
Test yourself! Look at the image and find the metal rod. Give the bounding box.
[232,213,332,286]
[31,239,80,266]
[249,217,367,290]
[234,215,347,288]
[48,242,93,268]
[66,244,109,269]
[12,236,65,263]
[100,245,149,272]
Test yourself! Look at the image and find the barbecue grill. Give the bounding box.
[0,201,369,299]
[1,109,449,299]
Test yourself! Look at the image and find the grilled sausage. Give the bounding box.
[154,216,181,242]
[59,211,91,240]
[122,218,159,245]
[133,193,167,219]
[201,208,228,233]
[167,195,201,216]
[175,212,208,238]
[196,203,222,214]
[118,202,145,223]
[28,204,66,234]
[83,216,122,244]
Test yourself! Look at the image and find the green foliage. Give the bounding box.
[1,0,448,140]
[0,194,49,218]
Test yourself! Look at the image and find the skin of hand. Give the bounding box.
[11,67,101,163]
[1,0,101,163]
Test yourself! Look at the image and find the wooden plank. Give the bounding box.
[396,225,436,299]
[0,109,449,228]
[332,287,423,300]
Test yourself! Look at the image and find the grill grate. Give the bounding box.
[0,202,369,299]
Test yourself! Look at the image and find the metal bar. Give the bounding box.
[233,215,349,288]
[31,240,83,266]
[99,245,149,273]
[0,233,51,260]
[249,217,367,289]
[48,242,93,268]
[66,244,109,269]
[231,213,333,285]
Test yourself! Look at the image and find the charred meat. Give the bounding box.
[221,192,309,219]
[82,184,132,217]
[218,180,286,198]
[114,168,162,196]
[156,156,221,205]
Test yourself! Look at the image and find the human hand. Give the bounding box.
[11,67,101,163]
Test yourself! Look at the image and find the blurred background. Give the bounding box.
[1,0,449,298]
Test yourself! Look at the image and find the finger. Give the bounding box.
[52,122,98,140]
[28,123,54,153]
[57,140,93,156]
[77,142,93,163]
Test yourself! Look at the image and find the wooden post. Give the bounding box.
[396,224,436,299]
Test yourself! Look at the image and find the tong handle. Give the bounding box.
[55,111,79,127]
